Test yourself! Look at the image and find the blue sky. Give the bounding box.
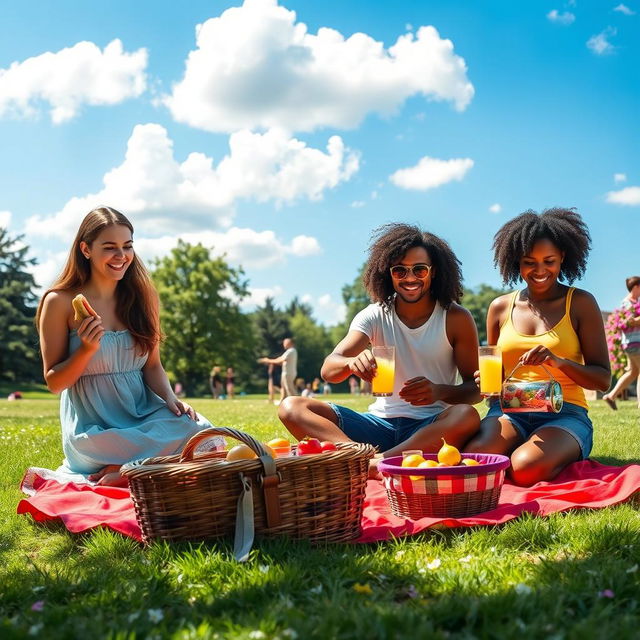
[1,0,638,325]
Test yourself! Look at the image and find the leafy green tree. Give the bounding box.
[341,262,370,328]
[461,284,508,344]
[0,228,40,383]
[252,297,291,358]
[285,296,314,318]
[249,298,291,392]
[151,240,253,395]
[289,310,332,386]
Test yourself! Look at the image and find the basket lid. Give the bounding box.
[379,453,510,477]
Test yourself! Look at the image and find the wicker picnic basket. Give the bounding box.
[378,453,511,519]
[121,427,375,559]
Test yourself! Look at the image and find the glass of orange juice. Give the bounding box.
[479,345,502,396]
[372,346,395,397]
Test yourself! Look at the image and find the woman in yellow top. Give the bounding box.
[466,208,610,485]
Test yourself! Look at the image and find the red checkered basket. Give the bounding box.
[378,453,511,519]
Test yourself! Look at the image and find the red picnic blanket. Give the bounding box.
[17,459,640,544]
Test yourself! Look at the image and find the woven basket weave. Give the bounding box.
[378,453,510,519]
[121,427,375,559]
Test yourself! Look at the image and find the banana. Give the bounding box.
[72,294,97,323]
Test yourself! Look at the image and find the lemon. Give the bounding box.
[437,438,461,466]
[225,444,258,461]
[461,458,480,466]
[401,454,426,468]
[417,459,438,468]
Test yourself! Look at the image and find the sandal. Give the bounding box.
[603,395,618,411]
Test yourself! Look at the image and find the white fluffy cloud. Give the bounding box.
[547,10,576,25]
[614,4,635,16]
[164,0,474,133]
[133,227,321,269]
[390,156,474,191]
[0,210,11,228]
[25,123,358,238]
[31,227,320,290]
[489,203,502,213]
[606,186,640,205]
[0,39,147,123]
[614,173,627,183]
[587,27,617,55]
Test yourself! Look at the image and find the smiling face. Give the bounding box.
[519,238,564,293]
[81,224,134,282]
[390,246,433,304]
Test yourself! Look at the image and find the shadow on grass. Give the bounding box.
[592,455,640,466]
[4,509,640,639]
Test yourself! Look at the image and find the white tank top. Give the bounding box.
[350,302,457,419]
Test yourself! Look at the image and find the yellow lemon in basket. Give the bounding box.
[401,454,426,468]
[437,438,461,466]
[418,460,438,469]
[225,444,258,461]
[461,458,480,466]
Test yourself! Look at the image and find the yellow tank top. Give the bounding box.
[497,287,587,409]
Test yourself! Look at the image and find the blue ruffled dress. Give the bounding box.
[60,330,219,474]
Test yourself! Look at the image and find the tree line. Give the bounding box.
[0,228,505,395]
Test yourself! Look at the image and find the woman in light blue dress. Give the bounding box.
[36,206,223,486]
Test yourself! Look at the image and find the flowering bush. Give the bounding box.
[605,299,640,374]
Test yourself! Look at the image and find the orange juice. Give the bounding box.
[372,357,395,396]
[479,355,502,395]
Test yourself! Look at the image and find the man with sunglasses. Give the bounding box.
[278,223,481,467]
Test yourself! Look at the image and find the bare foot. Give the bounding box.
[88,465,128,487]
[368,454,383,481]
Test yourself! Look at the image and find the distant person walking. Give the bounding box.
[226,366,235,399]
[258,337,298,399]
[603,276,640,410]
[209,365,223,399]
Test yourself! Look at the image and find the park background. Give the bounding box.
[1,0,638,396]
[2,4,640,638]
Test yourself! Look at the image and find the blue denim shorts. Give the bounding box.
[329,403,441,451]
[485,399,593,459]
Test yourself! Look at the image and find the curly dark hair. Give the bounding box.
[362,223,463,308]
[492,208,591,286]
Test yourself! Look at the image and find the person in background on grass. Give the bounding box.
[225,366,235,399]
[35,206,223,487]
[465,208,611,485]
[602,276,640,411]
[258,337,298,399]
[209,365,223,399]
[278,223,481,472]
[266,363,283,404]
[349,375,360,395]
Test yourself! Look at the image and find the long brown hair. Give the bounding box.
[35,206,162,355]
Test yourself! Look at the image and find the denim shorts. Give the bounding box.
[329,403,441,451]
[485,399,593,459]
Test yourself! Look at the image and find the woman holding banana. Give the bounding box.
[35,206,223,486]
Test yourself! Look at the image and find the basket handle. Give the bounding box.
[180,426,269,462]
[504,362,555,384]
[180,426,282,536]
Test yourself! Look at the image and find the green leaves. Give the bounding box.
[0,227,40,383]
[151,241,253,395]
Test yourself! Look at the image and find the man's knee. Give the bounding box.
[278,396,306,424]
[449,404,481,434]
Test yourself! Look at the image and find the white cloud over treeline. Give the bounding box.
[0,39,147,123]
[164,0,474,133]
[25,123,359,238]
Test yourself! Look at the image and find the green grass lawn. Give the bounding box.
[1,394,639,639]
